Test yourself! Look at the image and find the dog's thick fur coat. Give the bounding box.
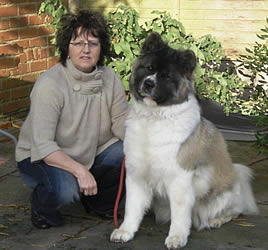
[110,33,258,249]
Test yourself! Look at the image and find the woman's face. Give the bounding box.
[68,27,101,73]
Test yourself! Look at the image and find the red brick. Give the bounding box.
[48,46,56,56]
[30,59,46,72]
[0,0,34,3]
[1,78,20,90]
[26,49,34,60]
[0,6,18,17]
[48,47,56,57]
[0,69,9,77]
[20,72,39,82]
[32,47,38,59]
[10,68,20,76]
[0,0,10,4]
[0,19,9,30]
[16,39,30,48]
[19,26,39,39]
[19,26,49,39]
[18,62,29,74]
[29,14,45,25]
[29,37,47,47]
[18,3,37,16]
[20,79,34,87]
[0,56,20,69]
[2,98,30,114]
[11,86,30,99]
[21,98,31,110]
[39,25,54,36]
[0,44,23,56]
[0,30,18,42]
[0,90,10,102]
[39,48,48,58]
[10,63,29,76]
[9,16,28,28]
[2,101,17,114]
[47,56,59,69]
[20,53,27,63]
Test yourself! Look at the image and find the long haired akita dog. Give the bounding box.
[110,32,258,249]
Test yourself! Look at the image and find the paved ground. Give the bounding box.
[0,127,268,250]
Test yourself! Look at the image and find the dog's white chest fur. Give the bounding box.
[124,96,201,192]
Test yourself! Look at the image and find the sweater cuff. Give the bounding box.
[31,142,61,163]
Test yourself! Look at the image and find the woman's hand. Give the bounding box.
[76,166,98,196]
[44,150,98,196]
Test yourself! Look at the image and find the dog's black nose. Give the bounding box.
[143,78,155,91]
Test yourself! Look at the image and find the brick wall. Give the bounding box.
[0,0,60,115]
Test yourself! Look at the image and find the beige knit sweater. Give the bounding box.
[16,59,128,169]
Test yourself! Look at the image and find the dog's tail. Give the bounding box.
[233,164,259,215]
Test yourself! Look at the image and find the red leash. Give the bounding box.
[113,155,125,228]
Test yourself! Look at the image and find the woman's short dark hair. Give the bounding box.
[55,10,110,66]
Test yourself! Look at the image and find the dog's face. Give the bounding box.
[130,33,197,106]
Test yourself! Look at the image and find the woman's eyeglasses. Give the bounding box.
[70,41,100,49]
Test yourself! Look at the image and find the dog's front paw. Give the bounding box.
[110,228,134,243]
[165,234,188,249]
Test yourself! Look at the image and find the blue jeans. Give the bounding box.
[17,141,125,224]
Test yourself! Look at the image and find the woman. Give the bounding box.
[16,10,128,229]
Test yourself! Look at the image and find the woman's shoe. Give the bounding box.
[31,210,62,229]
[31,210,51,229]
[80,196,120,220]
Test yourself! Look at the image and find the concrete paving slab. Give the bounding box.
[0,138,268,250]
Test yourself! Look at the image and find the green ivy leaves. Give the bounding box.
[38,3,267,117]
[106,6,249,115]
[39,0,67,30]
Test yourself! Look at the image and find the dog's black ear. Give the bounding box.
[177,50,197,78]
[141,32,167,55]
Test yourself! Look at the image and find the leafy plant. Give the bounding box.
[107,6,249,114]
[237,18,268,116]
[106,6,146,91]
[38,0,67,44]
[38,4,266,116]
[237,18,268,155]
[255,115,268,156]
